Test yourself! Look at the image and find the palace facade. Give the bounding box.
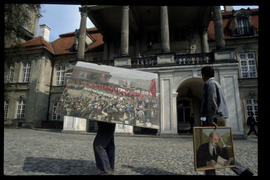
[4,6,258,138]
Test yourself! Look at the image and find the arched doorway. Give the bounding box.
[176,78,204,134]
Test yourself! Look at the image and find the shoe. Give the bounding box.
[108,169,114,175]
[239,169,253,176]
[96,169,114,175]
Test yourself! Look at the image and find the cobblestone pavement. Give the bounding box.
[4,128,258,176]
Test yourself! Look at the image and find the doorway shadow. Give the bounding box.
[23,156,96,175]
[121,165,179,175]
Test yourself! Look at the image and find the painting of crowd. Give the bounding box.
[57,62,160,129]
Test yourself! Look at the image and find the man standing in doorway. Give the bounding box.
[200,66,253,176]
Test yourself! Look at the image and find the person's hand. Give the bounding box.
[207,160,217,167]
[224,157,234,166]
[200,117,206,121]
[212,122,218,128]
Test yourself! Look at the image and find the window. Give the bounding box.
[22,63,31,82]
[237,17,250,35]
[55,65,65,86]
[4,100,9,119]
[17,99,25,119]
[6,65,14,83]
[239,52,257,78]
[246,99,258,121]
[52,102,61,121]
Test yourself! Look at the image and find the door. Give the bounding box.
[177,99,191,133]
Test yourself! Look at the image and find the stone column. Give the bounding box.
[77,6,88,60]
[160,6,170,53]
[120,6,129,56]
[202,27,209,53]
[103,37,109,60]
[212,6,225,50]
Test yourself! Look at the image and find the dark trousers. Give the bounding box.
[93,133,115,173]
[247,125,257,136]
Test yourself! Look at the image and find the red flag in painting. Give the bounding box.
[149,79,156,97]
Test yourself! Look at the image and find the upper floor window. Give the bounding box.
[4,100,9,119]
[237,17,251,35]
[6,65,14,83]
[17,99,25,119]
[246,99,258,121]
[21,62,31,82]
[55,65,65,86]
[52,102,61,121]
[239,52,257,78]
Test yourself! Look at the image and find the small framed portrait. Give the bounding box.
[193,126,236,171]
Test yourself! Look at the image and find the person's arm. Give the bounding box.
[201,82,217,125]
[206,82,218,124]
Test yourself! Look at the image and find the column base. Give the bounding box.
[157,53,174,65]
[114,56,131,67]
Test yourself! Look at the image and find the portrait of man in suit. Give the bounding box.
[194,129,235,170]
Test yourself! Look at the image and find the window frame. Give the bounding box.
[21,62,31,83]
[237,16,250,35]
[55,65,66,86]
[239,52,257,79]
[6,65,14,83]
[16,99,25,119]
[52,102,61,121]
[246,98,258,121]
[4,100,9,119]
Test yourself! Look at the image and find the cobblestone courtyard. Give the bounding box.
[4,128,258,176]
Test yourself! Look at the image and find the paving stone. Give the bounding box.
[4,128,258,176]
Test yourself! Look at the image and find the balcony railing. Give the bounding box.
[91,52,214,68]
[174,52,214,65]
[94,59,114,66]
[131,55,157,68]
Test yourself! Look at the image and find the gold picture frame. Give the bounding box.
[193,126,236,171]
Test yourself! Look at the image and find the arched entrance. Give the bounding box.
[176,78,204,134]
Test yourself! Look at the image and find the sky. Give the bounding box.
[37,5,259,42]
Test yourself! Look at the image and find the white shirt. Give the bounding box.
[209,143,216,156]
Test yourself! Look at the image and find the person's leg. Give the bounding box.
[93,135,112,174]
[205,170,216,176]
[247,127,252,136]
[93,136,104,171]
[252,126,258,136]
[231,160,253,176]
[106,137,115,170]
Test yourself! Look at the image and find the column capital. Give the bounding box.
[79,6,88,14]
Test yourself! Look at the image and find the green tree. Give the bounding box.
[4,4,41,65]
[4,4,40,47]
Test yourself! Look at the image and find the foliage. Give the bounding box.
[4,4,40,39]
[4,4,40,65]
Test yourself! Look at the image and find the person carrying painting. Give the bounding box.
[93,121,116,175]
[200,66,253,176]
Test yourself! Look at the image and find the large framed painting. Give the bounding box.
[193,126,236,171]
[57,61,160,129]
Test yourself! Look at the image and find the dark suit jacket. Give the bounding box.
[197,142,229,168]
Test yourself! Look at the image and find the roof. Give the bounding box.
[208,8,259,41]
[52,27,103,55]
[6,27,104,56]
[18,36,54,54]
